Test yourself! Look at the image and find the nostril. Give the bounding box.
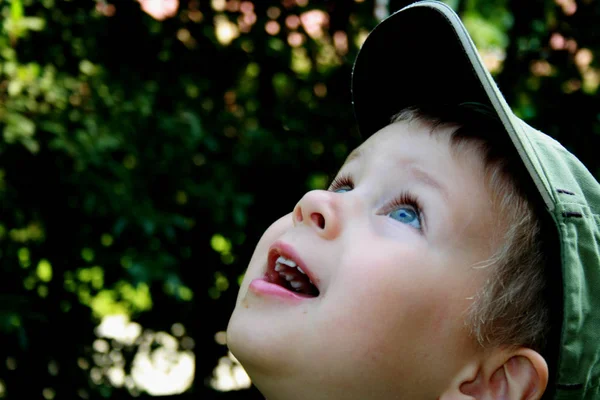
[294,206,304,223]
[311,213,325,229]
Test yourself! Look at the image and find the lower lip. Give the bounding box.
[249,278,314,302]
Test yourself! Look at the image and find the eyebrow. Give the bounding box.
[408,165,449,201]
[342,149,449,200]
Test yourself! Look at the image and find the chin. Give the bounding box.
[226,306,254,362]
[226,304,280,376]
[228,308,322,394]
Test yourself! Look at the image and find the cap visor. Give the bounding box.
[352,2,502,135]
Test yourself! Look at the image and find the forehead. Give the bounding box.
[346,120,468,167]
[346,121,490,194]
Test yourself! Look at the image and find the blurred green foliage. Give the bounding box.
[0,0,598,398]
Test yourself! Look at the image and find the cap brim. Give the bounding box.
[352,2,490,135]
[351,0,554,210]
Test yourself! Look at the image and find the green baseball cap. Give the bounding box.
[351,1,600,398]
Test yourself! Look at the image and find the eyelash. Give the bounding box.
[328,174,425,230]
[329,173,354,191]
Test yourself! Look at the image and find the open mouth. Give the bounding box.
[265,251,320,297]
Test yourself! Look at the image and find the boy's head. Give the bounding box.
[228,103,550,399]
[228,1,600,399]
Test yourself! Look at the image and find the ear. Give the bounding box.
[441,348,548,400]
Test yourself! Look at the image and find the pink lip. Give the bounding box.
[266,240,319,289]
[249,278,315,302]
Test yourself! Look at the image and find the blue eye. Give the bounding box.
[333,187,351,193]
[388,207,421,229]
[330,176,425,232]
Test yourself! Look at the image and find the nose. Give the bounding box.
[293,190,342,239]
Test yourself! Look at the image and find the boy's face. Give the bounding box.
[227,121,500,399]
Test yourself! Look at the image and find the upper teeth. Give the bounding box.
[276,256,308,277]
[277,256,297,268]
[274,255,316,292]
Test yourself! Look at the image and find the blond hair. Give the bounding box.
[391,104,549,352]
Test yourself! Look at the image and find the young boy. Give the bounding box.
[227,1,600,399]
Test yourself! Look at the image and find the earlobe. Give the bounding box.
[450,348,548,400]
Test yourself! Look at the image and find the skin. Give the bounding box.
[227,120,544,399]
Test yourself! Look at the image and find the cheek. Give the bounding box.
[322,245,471,364]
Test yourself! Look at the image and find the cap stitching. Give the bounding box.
[562,211,583,218]
[557,188,576,196]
